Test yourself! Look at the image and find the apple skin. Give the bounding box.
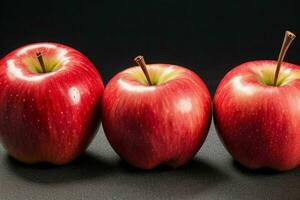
[0,42,104,164]
[101,64,211,169]
[214,60,300,171]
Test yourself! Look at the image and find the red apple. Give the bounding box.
[0,42,104,164]
[101,56,211,169]
[213,32,299,171]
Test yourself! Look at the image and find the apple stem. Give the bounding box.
[36,52,47,73]
[134,55,153,85]
[273,31,296,86]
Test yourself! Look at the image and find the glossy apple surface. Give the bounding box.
[0,43,104,164]
[101,64,211,169]
[214,60,300,171]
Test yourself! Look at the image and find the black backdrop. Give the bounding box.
[1,0,299,94]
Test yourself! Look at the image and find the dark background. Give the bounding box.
[1,1,300,200]
[1,0,299,94]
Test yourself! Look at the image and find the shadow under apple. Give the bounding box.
[6,151,115,184]
[116,157,230,199]
[5,149,230,199]
[232,160,284,176]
